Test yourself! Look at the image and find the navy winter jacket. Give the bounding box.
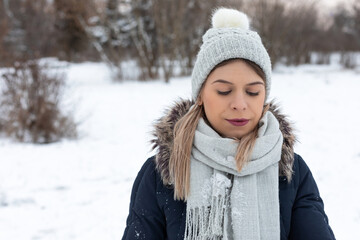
[122,154,335,240]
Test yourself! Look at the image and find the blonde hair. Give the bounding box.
[170,59,268,200]
[170,101,203,200]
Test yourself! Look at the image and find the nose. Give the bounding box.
[230,93,247,111]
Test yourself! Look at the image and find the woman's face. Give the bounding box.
[200,60,266,139]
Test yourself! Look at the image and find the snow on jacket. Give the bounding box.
[122,99,335,240]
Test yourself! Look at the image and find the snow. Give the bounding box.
[1,59,360,239]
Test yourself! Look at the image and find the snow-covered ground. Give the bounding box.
[0,60,359,239]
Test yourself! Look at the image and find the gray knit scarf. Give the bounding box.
[184,111,283,240]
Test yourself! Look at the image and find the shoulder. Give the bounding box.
[127,156,159,210]
[281,153,317,195]
[279,153,318,214]
[292,153,311,182]
[290,153,319,193]
[132,156,171,199]
[293,153,310,173]
[133,156,160,192]
[138,156,157,179]
[127,156,166,218]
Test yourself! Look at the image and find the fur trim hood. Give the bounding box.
[151,99,296,185]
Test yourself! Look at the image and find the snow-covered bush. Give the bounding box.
[0,60,77,143]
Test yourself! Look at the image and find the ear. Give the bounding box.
[197,95,203,106]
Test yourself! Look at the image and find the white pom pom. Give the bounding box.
[212,8,250,30]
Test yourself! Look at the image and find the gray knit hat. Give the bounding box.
[191,8,272,101]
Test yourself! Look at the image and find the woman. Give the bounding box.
[122,8,335,240]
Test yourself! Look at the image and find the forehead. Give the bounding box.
[207,60,265,84]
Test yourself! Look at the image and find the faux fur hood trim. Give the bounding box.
[151,99,295,186]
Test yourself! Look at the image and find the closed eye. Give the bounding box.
[246,91,259,96]
[217,90,231,95]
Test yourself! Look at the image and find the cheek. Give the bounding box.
[202,93,224,119]
[248,94,265,117]
[203,98,216,118]
[254,98,265,120]
[204,97,217,110]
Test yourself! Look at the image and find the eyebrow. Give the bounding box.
[211,79,264,86]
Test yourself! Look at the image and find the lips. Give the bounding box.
[226,118,249,126]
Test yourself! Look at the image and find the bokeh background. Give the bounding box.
[0,0,359,239]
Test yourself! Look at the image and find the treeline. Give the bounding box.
[1,0,360,81]
[0,0,359,143]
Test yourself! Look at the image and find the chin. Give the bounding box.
[225,132,245,140]
[234,134,246,139]
[234,130,252,139]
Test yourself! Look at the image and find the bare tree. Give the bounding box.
[353,1,360,40]
[283,1,319,65]
[245,0,288,65]
[103,0,123,62]
[0,0,25,63]
[21,0,56,59]
[328,3,360,68]
[0,1,9,65]
[53,0,97,61]
[152,0,187,82]
[244,0,321,66]
[1,0,58,63]
[177,0,221,76]
[127,0,159,80]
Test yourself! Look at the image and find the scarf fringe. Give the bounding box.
[184,195,228,240]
